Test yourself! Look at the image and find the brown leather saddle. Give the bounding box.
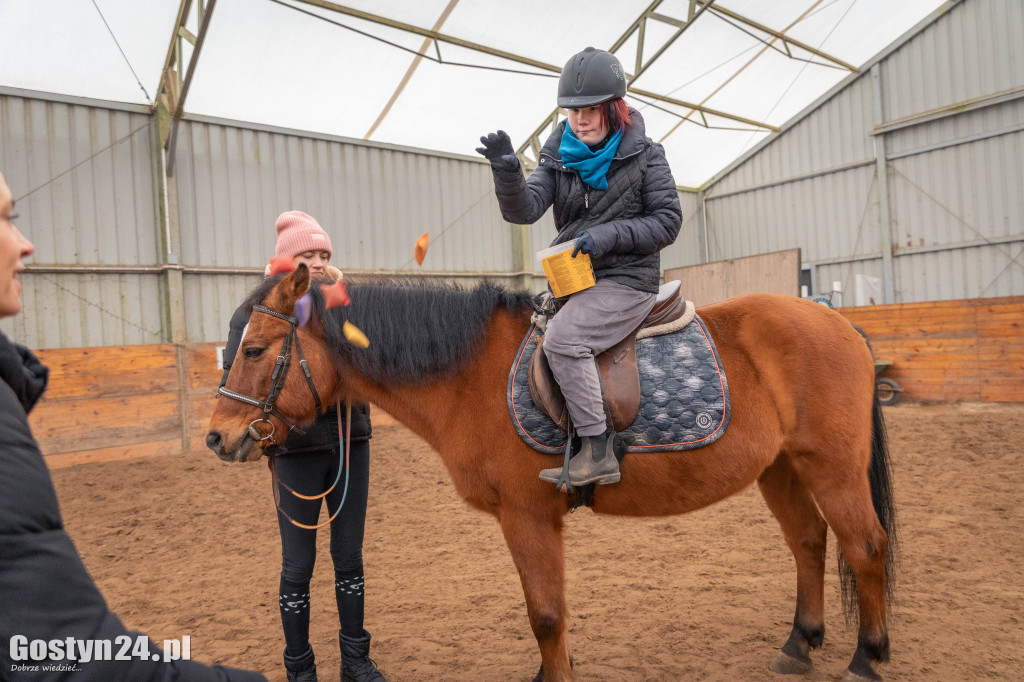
[528,280,687,432]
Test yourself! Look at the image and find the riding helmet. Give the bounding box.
[556,47,628,108]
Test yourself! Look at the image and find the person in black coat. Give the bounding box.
[219,211,384,682]
[477,47,683,488]
[0,171,266,681]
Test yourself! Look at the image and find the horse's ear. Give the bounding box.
[276,263,311,307]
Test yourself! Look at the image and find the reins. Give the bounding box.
[270,401,352,531]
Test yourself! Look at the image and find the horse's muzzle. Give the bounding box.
[206,430,232,461]
[206,430,261,462]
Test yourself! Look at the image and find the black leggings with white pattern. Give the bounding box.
[273,440,370,655]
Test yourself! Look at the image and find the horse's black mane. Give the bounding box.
[243,276,535,383]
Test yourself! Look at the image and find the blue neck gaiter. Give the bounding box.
[558,125,623,190]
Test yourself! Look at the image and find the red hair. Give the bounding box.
[604,98,633,131]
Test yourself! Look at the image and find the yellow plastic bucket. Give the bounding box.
[537,242,596,298]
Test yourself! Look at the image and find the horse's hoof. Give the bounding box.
[770,650,812,675]
[841,669,882,682]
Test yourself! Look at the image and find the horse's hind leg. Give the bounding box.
[810,476,890,681]
[758,455,829,675]
[498,507,574,682]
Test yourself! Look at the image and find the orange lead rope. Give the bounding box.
[270,401,352,530]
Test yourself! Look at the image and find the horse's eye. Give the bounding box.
[244,347,265,359]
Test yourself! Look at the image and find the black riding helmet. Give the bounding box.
[557,47,628,108]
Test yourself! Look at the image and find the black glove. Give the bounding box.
[571,231,601,258]
[475,130,519,172]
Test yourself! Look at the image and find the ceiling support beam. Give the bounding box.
[156,0,218,172]
[290,0,777,159]
[629,87,779,132]
[696,1,857,72]
[657,0,831,145]
[153,0,216,351]
[363,0,461,140]
[294,0,563,74]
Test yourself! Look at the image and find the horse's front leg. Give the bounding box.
[498,501,573,682]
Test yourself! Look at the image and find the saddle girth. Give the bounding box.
[527,280,687,432]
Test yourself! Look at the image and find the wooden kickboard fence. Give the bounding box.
[838,295,1024,403]
[30,342,397,469]
[26,295,1022,468]
[29,343,217,469]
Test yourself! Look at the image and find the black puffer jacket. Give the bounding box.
[489,108,682,293]
[0,331,266,681]
[220,303,372,452]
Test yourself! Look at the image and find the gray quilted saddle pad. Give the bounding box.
[506,314,731,454]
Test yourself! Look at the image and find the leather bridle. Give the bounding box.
[218,304,323,443]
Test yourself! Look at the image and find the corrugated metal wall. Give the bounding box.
[701,0,1024,304]
[173,117,525,343]
[660,189,703,269]
[174,120,703,342]
[0,91,165,348]
[175,118,511,271]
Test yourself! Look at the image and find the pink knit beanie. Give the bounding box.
[274,211,333,260]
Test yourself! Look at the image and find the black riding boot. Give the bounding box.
[539,430,621,486]
[340,629,387,682]
[283,644,318,682]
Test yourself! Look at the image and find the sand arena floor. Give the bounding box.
[51,402,1024,681]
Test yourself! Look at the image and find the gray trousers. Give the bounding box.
[543,279,657,437]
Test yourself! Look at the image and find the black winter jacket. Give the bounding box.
[490,108,682,293]
[0,331,266,681]
[220,303,372,453]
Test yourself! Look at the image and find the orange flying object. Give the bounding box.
[323,280,350,308]
[414,232,429,266]
[268,257,296,276]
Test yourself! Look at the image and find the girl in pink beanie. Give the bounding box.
[223,211,386,682]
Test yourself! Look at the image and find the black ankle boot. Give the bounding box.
[340,629,387,682]
[539,431,621,486]
[283,644,318,682]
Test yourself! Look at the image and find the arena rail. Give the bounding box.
[838,295,1024,403]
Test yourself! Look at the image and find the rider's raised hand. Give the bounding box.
[475,130,519,172]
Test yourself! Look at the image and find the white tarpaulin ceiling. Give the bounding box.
[0,0,948,187]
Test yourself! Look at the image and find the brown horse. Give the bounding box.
[207,266,898,682]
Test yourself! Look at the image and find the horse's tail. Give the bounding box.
[839,329,900,621]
